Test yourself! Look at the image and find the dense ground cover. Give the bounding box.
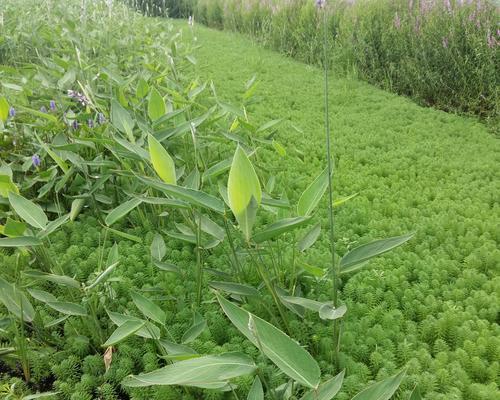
[0,1,499,399]
[132,0,500,124]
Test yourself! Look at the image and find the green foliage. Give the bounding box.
[0,0,497,399]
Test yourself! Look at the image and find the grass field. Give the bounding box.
[0,2,498,399]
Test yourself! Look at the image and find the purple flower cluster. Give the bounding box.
[67,90,90,106]
[32,154,41,168]
[316,0,326,9]
[9,107,15,118]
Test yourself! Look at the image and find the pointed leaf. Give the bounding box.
[247,376,264,400]
[300,370,345,400]
[228,146,261,240]
[46,301,87,316]
[148,134,176,184]
[148,88,166,121]
[340,233,414,273]
[111,99,135,140]
[23,270,80,289]
[253,216,311,243]
[150,233,166,261]
[0,278,35,322]
[0,236,41,247]
[103,320,146,347]
[297,223,321,252]
[181,317,207,344]
[8,192,48,230]
[297,167,329,216]
[105,198,143,226]
[122,352,256,387]
[107,310,160,339]
[139,176,224,213]
[0,96,9,122]
[131,291,166,325]
[217,294,320,388]
[351,370,405,400]
[209,281,260,297]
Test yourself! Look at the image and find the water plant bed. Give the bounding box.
[0,1,498,399]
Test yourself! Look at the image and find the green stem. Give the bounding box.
[322,9,341,368]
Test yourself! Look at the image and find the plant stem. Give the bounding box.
[321,8,340,367]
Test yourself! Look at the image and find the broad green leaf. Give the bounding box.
[86,261,119,290]
[103,320,145,347]
[107,243,120,266]
[0,96,9,122]
[23,270,80,289]
[8,192,48,230]
[17,105,58,122]
[209,281,260,297]
[280,296,325,312]
[351,370,405,400]
[139,176,224,213]
[27,288,57,303]
[0,278,35,322]
[39,214,70,239]
[159,339,197,357]
[107,311,160,339]
[252,217,310,243]
[111,99,135,141]
[297,223,321,252]
[3,218,26,237]
[105,198,143,226]
[217,294,320,388]
[0,236,41,247]
[202,158,232,182]
[184,168,200,189]
[228,146,261,240]
[148,88,166,121]
[153,260,180,274]
[148,134,176,184]
[300,370,344,400]
[106,227,142,243]
[122,352,256,388]
[299,261,325,278]
[46,301,87,316]
[181,315,207,344]
[247,376,264,400]
[136,78,149,99]
[131,291,166,325]
[340,233,414,273]
[150,233,166,261]
[297,167,329,216]
[0,174,19,197]
[272,140,286,157]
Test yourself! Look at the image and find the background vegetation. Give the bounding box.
[130,0,499,126]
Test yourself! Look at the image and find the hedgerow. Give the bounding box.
[131,0,499,123]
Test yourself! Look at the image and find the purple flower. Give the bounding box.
[486,30,497,48]
[32,154,41,168]
[67,89,90,107]
[40,106,48,113]
[97,112,106,125]
[50,100,56,111]
[316,0,326,9]
[87,119,94,128]
[394,12,401,29]
[8,107,15,118]
[72,120,79,130]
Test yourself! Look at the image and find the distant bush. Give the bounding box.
[131,0,499,122]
